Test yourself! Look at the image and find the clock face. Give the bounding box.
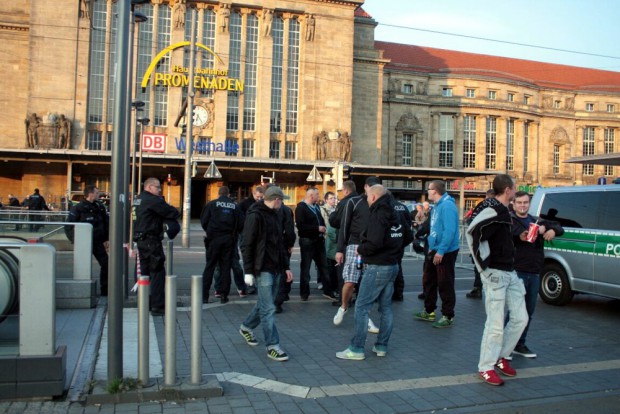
[193,106,209,127]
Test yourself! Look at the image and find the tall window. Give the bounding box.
[439,116,454,167]
[284,141,297,159]
[242,139,254,157]
[463,115,476,168]
[269,18,284,133]
[153,7,171,127]
[243,14,258,131]
[87,131,102,151]
[402,134,412,166]
[182,9,216,98]
[523,121,529,173]
[485,117,497,169]
[506,119,514,171]
[87,1,108,124]
[269,140,280,158]
[225,138,238,156]
[135,5,154,115]
[285,19,300,134]
[226,13,242,131]
[553,144,560,174]
[604,128,615,176]
[583,127,595,175]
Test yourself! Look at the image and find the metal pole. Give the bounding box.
[181,9,197,248]
[165,240,173,276]
[164,275,177,386]
[137,275,150,385]
[138,122,144,194]
[190,275,203,385]
[108,0,131,382]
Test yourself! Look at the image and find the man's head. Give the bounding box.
[366,184,386,207]
[485,189,496,199]
[218,186,230,197]
[252,185,264,201]
[34,188,40,195]
[305,187,319,204]
[427,180,445,202]
[492,174,515,206]
[144,177,162,196]
[84,185,99,202]
[324,191,336,208]
[422,201,430,210]
[364,176,381,194]
[263,186,288,209]
[341,180,356,197]
[513,191,530,218]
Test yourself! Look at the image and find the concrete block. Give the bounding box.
[16,346,66,382]
[0,359,16,382]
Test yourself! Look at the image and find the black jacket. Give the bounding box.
[358,194,406,265]
[511,212,564,273]
[239,195,257,215]
[295,201,325,239]
[200,195,243,239]
[27,193,49,211]
[132,191,180,240]
[393,199,414,249]
[329,191,358,230]
[336,194,370,252]
[279,204,296,249]
[67,199,109,243]
[241,201,290,276]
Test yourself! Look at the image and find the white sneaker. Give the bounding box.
[333,307,348,325]
[367,318,380,334]
[317,283,323,290]
[336,348,365,360]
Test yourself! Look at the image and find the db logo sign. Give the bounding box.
[141,133,166,153]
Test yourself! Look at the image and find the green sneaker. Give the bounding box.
[414,310,435,322]
[432,315,454,328]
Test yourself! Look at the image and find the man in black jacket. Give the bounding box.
[336,185,405,360]
[133,177,181,315]
[510,191,563,358]
[239,186,293,361]
[200,186,243,304]
[67,185,109,296]
[26,188,49,231]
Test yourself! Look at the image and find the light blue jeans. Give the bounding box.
[349,264,399,354]
[242,271,281,348]
[478,268,528,372]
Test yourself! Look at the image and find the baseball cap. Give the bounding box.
[365,176,382,186]
[263,186,289,201]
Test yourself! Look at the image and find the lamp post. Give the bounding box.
[137,117,150,195]
[130,101,145,200]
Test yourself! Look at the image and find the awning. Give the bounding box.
[564,152,620,166]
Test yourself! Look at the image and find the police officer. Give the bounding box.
[391,194,414,301]
[27,188,49,231]
[201,186,243,304]
[67,185,110,295]
[132,177,180,315]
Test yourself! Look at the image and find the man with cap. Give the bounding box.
[239,186,294,361]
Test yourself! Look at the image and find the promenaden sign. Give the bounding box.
[141,41,244,92]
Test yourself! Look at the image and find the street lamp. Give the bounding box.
[130,100,145,200]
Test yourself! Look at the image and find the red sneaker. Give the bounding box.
[479,369,504,386]
[495,358,517,376]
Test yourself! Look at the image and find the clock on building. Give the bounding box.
[192,105,209,127]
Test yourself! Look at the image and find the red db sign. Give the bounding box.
[142,133,166,153]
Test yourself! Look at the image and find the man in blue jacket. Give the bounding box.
[414,180,460,328]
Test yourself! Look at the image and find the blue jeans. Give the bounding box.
[516,271,539,346]
[478,269,528,372]
[242,271,281,348]
[349,264,398,354]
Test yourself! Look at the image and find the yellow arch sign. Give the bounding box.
[141,41,225,88]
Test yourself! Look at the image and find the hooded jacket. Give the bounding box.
[336,194,370,252]
[357,194,405,265]
[427,193,460,255]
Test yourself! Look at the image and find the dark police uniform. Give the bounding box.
[67,198,110,295]
[200,195,243,302]
[392,199,414,301]
[132,192,180,311]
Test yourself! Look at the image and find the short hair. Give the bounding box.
[429,180,446,195]
[485,189,496,198]
[324,191,335,200]
[144,177,159,188]
[218,186,230,197]
[34,188,40,194]
[253,185,264,194]
[365,176,381,186]
[492,174,514,196]
[342,180,356,193]
[305,187,318,196]
[514,190,530,200]
[367,184,386,199]
[84,185,97,197]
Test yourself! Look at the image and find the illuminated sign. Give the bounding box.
[142,133,166,153]
[141,42,243,92]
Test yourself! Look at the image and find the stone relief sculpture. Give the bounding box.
[25,113,40,148]
[219,4,230,33]
[58,114,72,149]
[416,82,427,95]
[305,14,315,41]
[25,112,73,149]
[542,95,553,108]
[339,132,352,162]
[263,9,273,37]
[565,96,575,110]
[171,0,186,30]
[315,130,352,161]
[80,0,91,20]
[389,78,401,92]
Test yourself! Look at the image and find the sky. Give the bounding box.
[362,0,620,73]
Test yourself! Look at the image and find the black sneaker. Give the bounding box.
[275,304,283,314]
[239,325,259,346]
[220,297,229,304]
[513,344,537,358]
[267,345,289,361]
[417,292,425,300]
[322,291,338,301]
[392,294,404,302]
[466,288,482,299]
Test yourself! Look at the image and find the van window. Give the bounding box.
[539,192,603,229]
[599,191,620,231]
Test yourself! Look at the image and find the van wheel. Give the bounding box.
[540,263,573,306]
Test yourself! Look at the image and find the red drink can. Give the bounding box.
[526,222,540,243]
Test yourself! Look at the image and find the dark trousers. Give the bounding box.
[92,240,109,296]
[275,251,293,306]
[327,258,338,294]
[137,238,166,310]
[214,243,246,292]
[422,250,459,318]
[393,259,404,299]
[203,235,234,299]
[298,237,330,298]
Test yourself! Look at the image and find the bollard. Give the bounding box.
[165,240,173,277]
[164,275,177,386]
[190,275,203,385]
[137,275,150,386]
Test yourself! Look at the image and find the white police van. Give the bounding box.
[529,185,620,305]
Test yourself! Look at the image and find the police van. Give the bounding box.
[529,185,620,305]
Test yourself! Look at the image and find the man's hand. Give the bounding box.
[538,225,547,235]
[285,270,293,283]
[543,229,556,241]
[433,253,443,265]
[335,252,344,264]
[519,230,528,241]
[318,226,327,233]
